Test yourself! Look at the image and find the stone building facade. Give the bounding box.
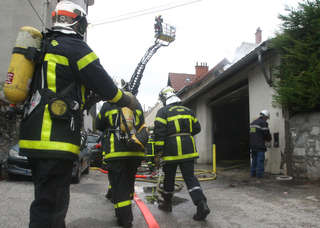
[290,112,320,180]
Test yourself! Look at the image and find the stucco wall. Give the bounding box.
[290,112,320,180]
[194,96,213,164]
[248,56,285,174]
[0,0,55,84]
[144,102,162,127]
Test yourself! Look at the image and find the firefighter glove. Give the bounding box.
[124,91,142,111]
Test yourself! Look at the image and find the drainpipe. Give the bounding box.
[257,47,272,87]
[43,0,51,31]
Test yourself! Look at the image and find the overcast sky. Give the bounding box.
[87,0,301,110]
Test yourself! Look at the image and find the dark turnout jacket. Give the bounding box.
[249,117,272,152]
[19,32,128,160]
[154,103,200,163]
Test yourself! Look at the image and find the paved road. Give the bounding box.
[0,165,320,228]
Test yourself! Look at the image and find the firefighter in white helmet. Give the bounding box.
[153,86,210,221]
[18,1,140,227]
[249,110,272,178]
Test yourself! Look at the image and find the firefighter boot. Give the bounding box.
[158,199,172,212]
[117,219,132,228]
[193,200,210,221]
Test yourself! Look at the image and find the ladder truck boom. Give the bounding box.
[122,15,175,96]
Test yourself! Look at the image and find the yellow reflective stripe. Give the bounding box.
[44,54,69,93]
[167,115,194,122]
[46,61,57,93]
[77,52,98,70]
[194,117,198,123]
[135,110,142,127]
[108,185,112,189]
[136,109,142,116]
[155,141,164,146]
[108,89,123,103]
[189,118,192,133]
[19,140,80,155]
[81,85,86,109]
[110,133,115,153]
[41,105,52,141]
[155,117,167,125]
[191,135,196,153]
[162,152,199,161]
[98,113,101,119]
[114,200,131,208]
[105,110,118,126]
[105,151,145,159]
[45,54,69,66]
[174,119,180,133]
[135,117,140,127]
[176,136,182,156]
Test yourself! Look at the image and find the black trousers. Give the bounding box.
[29,158,73,228]
[109,159,141,224]
[162,160,206,205]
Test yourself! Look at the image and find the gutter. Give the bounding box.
[179,40,273,104]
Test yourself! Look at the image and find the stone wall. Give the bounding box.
[0,102,20,162]
[290,112,320,180]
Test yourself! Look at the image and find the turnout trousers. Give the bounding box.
[250,150,265,178]
[29,158,73,228]
[109,159,141,225]
[162,160,207,205]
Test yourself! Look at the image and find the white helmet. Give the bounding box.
[52,0,88,37]
[260,110,270,119]
[159,86,181,105]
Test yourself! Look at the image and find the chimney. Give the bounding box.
[195,62,208,80]
[255,27,262,44]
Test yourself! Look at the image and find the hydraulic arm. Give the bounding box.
[122,15,175,96]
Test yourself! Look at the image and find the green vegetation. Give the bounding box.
[272,0,320,114]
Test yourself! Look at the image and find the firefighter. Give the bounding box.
[153,86,210,221]
[18,1,140,228]
[249,110,272,178]
[95,101,147,228]
[154,15,163,36]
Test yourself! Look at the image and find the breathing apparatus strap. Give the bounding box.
[119,108,132,139]
[12,47,40,62]
[28,31,53,96]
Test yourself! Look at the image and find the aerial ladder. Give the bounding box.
[86,16,175,114]
[122,15,176,96]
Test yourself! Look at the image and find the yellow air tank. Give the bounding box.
[120,107,134,132]
[4,26,42,104]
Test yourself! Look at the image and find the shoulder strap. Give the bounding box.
[28,31,54,95]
